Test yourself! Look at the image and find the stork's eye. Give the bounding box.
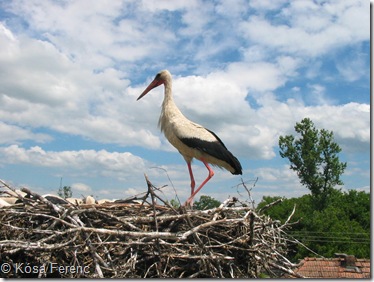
[155,73,161,79]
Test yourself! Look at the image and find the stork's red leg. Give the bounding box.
[185,159,214,207]
[186,161,196,196]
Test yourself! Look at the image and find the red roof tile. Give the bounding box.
[290,256,371,278]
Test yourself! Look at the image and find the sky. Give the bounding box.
[0,0,370,205]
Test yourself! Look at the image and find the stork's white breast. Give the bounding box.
[159,107,217,159]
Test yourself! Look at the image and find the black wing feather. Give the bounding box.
[179,128,242,175]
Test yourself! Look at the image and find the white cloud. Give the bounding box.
[0,122,51,144]
[0,23,163,148]
[72,182,91,192]
[0,30,78,106]
[215,0,248,18]
[140,0,198,12]
[123,187,141,196]
[0,145,147,179]
[4,1,177,70]
[179,2,214,37]
[240,1,369,57]
[225,62,288,92]
[248,0,288,11]
[305,83,333,105]
[336,51,368,82]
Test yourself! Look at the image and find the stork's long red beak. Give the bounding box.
[136,78,164,101]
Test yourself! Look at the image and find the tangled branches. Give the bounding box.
[0,178,302,278]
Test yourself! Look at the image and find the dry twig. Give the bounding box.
[0,178,302,278]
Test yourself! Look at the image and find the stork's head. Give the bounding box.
[137,70,171,101]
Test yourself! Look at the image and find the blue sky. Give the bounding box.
[0,0,370,204]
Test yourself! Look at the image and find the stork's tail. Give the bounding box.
[227,151,242,175]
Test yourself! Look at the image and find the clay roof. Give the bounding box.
[291,256,371,278]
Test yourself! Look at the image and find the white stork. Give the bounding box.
[137,70,242,206]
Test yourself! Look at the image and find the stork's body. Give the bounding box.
[137,70,242,206]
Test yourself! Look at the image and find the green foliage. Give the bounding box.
[57,186,72,199]
[169,198,180,209]
[193,195,221,210]
[257,189,370,261]
[279,118,347,209]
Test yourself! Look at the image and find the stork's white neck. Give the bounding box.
[163,76,173,102]
[161,76,179,112]
[158,75,186,131]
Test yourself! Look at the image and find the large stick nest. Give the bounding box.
[0,177,302,278]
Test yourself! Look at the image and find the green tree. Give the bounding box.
[257,189,370,261]
[279,118,347,209]
[58,186,72,199]
[193,195,221,210]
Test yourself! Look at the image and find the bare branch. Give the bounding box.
[0,179,303,278]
